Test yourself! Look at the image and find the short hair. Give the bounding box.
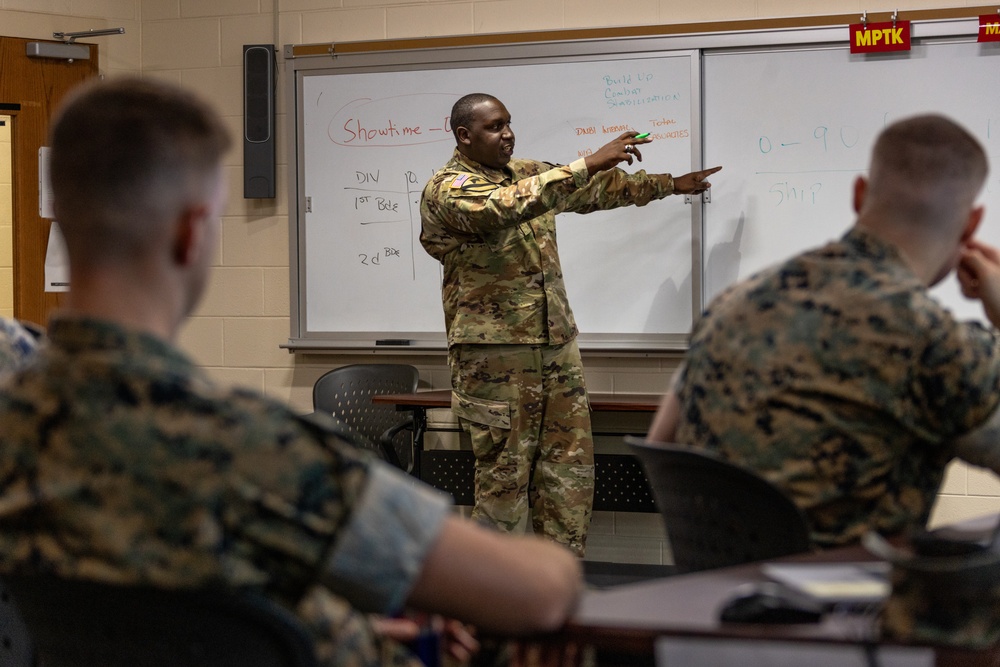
[867,114,987,229]
[49,77,231,263]
[450,93,500,135]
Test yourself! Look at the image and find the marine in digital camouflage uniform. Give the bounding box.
[3,77,586,667]
[0,77,451,667]
[674,228,1000,547]
[420,93,719,555]
[651,114,1000,550]
[0,315,452,667]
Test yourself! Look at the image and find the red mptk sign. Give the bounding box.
[849,20,911,53]
[979,14,1000,42]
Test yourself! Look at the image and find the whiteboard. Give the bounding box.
[287,17,993,351]
[294,51,698,349]
[703,39,1000,324]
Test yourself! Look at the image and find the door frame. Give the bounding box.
[1,36,97,327]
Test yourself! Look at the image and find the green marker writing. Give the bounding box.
[634,132,650,139]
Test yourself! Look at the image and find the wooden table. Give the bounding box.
[372,390,660,512]
[372,389,660,413]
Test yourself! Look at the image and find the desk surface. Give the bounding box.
[568,547,875,652]
[565,541,998,666]
[372,389,660,413]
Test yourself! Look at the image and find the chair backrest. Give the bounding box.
[312,364,420,469]
[0,577,33,667]
[625,436,812,574]
[1,574,318,667]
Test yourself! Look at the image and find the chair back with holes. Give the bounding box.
[312,364,419,469]
[625,436,812,573]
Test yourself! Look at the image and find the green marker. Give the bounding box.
[634,132,650,139]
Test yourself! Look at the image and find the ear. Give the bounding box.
[852,176,867,214]
[171,205,208,267]
[961,205,985,243]
[455,125,472,146]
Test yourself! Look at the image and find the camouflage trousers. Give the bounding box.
[448,341,594,556]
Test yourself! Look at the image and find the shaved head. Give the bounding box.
[450,93,501,136]
[864,114,987,233]
[49,77,231,267]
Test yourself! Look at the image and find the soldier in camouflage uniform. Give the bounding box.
[0,78,583,667]
[420,93,720,556]
[650,114,1000,549]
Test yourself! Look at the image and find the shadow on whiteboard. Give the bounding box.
[705,211,745,301]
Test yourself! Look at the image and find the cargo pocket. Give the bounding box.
[451,391,512,459]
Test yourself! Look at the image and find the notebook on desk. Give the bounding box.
[761,562,891,609]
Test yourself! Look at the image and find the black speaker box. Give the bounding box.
[243,44,276,199]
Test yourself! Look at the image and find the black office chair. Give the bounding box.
[1,573,318,667]
[625,436,812,574]
[312,364,420,470]
[0,576,32,667]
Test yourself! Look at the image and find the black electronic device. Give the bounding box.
[243,44,275,198]
[718,581,825,624]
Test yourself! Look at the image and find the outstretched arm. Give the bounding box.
[673,166,722,195]
[583,131,721,192]
[405,516,582,635]
[583,131,653,175]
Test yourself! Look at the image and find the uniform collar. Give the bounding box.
[841,226,927,286]
[843,226,906,265]
[450,148,512,183]
[46,314,193,369]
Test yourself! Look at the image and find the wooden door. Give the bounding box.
[0,36,97,327]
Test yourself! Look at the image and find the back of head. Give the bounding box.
[864,114,987,235]
[49,77,231,267]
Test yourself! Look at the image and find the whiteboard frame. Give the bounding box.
[284,15,981,352]
[286,38,704,351]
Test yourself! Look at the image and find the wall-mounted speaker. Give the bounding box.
[243,44,276,199]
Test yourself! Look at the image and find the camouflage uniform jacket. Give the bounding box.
[0,316,452,667]
[675,227,1000,548]
[420,149,675,345]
